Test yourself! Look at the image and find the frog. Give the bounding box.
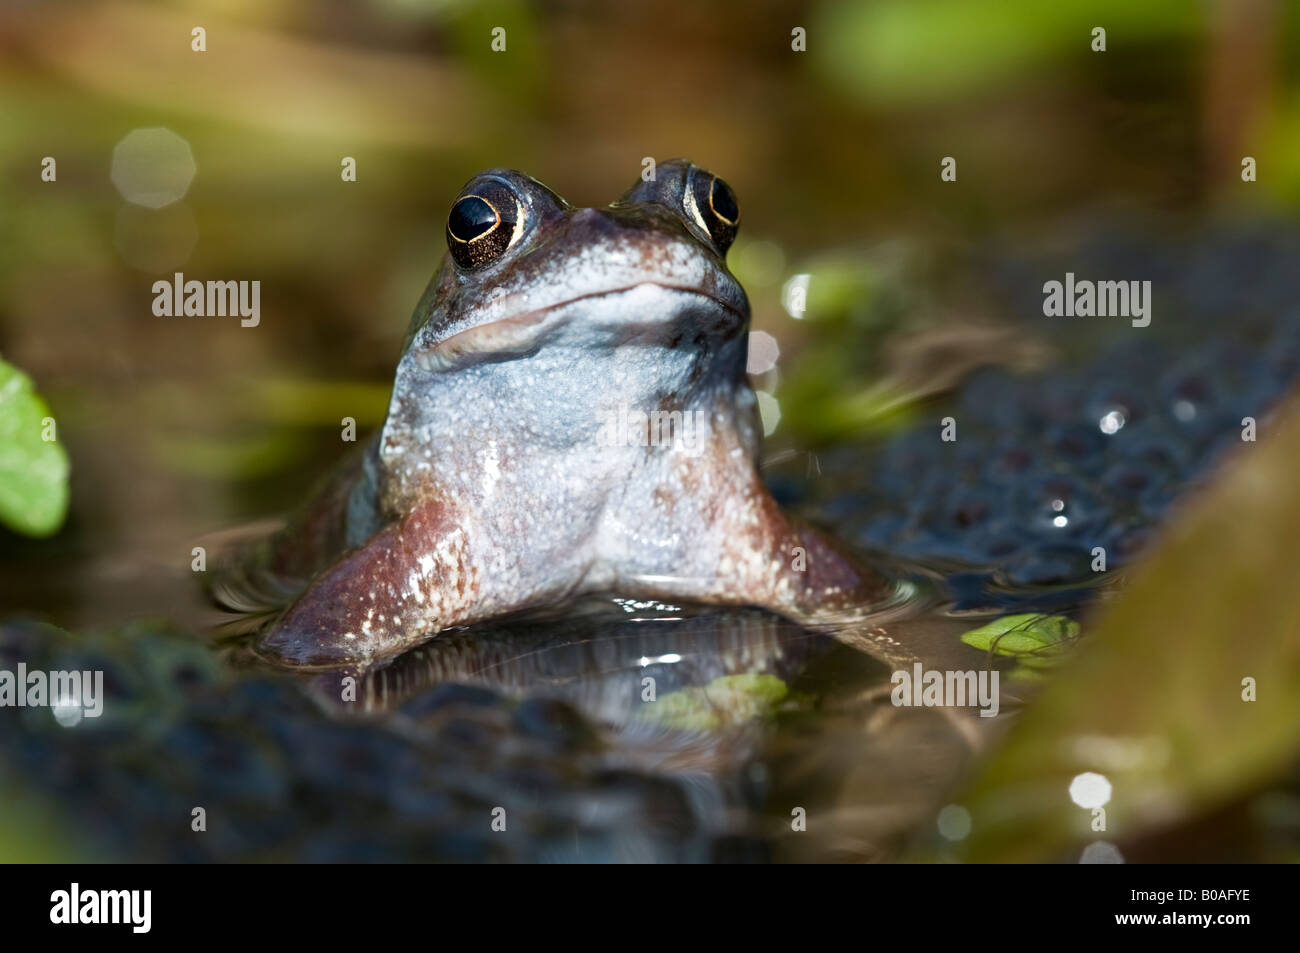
[220,159,887,668]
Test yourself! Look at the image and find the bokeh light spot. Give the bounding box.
[111,127,197,209]
[936,804,971,841]
[1099,409,1125,434]
[782,273,811,319]
[1079,841,1124,864]
[755,390,781,436]
[747,330,781,375]
[1069,771,1112,808]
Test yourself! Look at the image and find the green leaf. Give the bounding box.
[0,358,70,537]
[960,613,1079,656]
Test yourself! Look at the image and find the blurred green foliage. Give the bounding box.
[772,249,923,443]
[816,0,1197,106]
[0,783,81,862]
[0,358,70,537]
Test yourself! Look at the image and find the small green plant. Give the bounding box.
[960,612,1079,679]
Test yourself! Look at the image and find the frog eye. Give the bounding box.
[447,191,518,269]
[685,170,740,252]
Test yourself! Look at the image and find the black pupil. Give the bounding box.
[710,179,738,223]
[449,196,498,241]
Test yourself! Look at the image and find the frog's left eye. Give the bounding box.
[447,190,518,269]
[685,170,740,252]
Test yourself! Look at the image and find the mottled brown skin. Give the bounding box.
[221,161,887,668]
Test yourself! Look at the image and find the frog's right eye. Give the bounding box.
[447,190,518,269]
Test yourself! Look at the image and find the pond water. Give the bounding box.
[3,219,1298,863]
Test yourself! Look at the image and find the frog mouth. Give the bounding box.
[416,283,745,372]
